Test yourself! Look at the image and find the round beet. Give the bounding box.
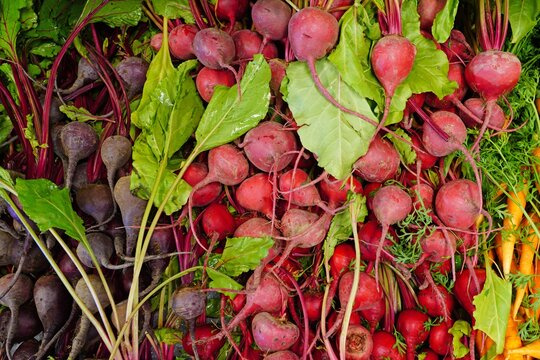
[150,33,162,52]
[371,331,405,360]
[354,136,400,183]
[460,98,506,128]
[252,312,300,352]
[418,284,455,318]
[182,162,222,207]
[171,287,205,321]
[169,24,198,60]
[252,0,292,41]
[396,309,430,360]
[422,111,467,157]
[418,0,446,30]
[116,57,149,99]
[60,121,98,189]
[338,324,373,360]
[242,121,298,172]
[288,7,339,62]
[192,28,236,70]
[196,67,235,102]
[201,203,235,241]
[435,179,481,230]
[465,51,521,101]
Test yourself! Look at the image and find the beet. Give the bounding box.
[354,136,400,183]
[435,179,481,230]
[116,57,149,99]
[192,28,236,70]
[60,121,98,190]
[252,312,300,352]
[252,0,292,41]
[60,57,99,94]
[169,24,198,60]
[182,162,222,207]
[196,67,235,102]
[371,331,405,360]
[396,309,430,360]
[114,175,147,256]
[75,183,114,225]
[242,121,298,173]
[338,324,373,360]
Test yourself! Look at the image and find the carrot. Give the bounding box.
[504,315,524,360]
[476,330,496,358]
[505,339,540,358]
[512,216,540,319]
[497,185,528,277]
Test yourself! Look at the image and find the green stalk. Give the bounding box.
[0,185,117,357]
[338,201,362,360]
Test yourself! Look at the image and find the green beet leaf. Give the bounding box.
[323,193,367,262]
[449,320,471,358]
[386,128,416,165]
[387,0,457,124]
[206,268,243,299]
[151,0,194,24]
[284,59,377,180]
[432,0,459,43]
[473,266,512,354]
[509,1,540,44]
[14,178,86,242]
[130,34,203,214]
[194,54,271,153]
[328,4,383,108]
[0,0,36,59]
[78,0,143,28]
[218,236,274,277]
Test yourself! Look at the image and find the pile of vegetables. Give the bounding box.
[0,0,538,359]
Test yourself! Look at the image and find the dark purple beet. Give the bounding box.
[116,57,149,99]
[60,121,98,190]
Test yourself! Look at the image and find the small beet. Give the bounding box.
[252,0,292,41]
[60,57,99,94]
[171,287,206,321]
[116,57,149,99]
[252,312,300,352]
[169,24,198,60]
[60,122,98,190]
[192,28,236,70]
[75,183,114,225]
[114,175,147,256]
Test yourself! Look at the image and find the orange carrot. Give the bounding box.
[499,186,528,276]
[506,339,540,358]
[512,216,540,319]
[476,330,496,358]
[504,315,523,360]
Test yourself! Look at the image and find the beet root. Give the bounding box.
[252,312,300,352]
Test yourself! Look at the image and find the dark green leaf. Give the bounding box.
[284,60,377,180]
[14,178,86,241]
[194,54,271,153]
[449,320,471,358]
[387,128,416,165]
[509,1,540,44]
[29,42,61,57]
[206,268,243,299]
[79,0,143,27]
[151,0,194,24]
[328,4,384,107]
[387,0,457,124]
[0,0,34,59]
[473,266,512,354]
[219,236,274,277]
[323,194,366,262]
[432,0,459,43]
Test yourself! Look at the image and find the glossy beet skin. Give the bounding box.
[465,51,521,101]
[371,35,416,96]
[354,135,401,183]
[435,179,481,230]
[288,7,339,62]
[196,67,235,102]
[169,24,198,60]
